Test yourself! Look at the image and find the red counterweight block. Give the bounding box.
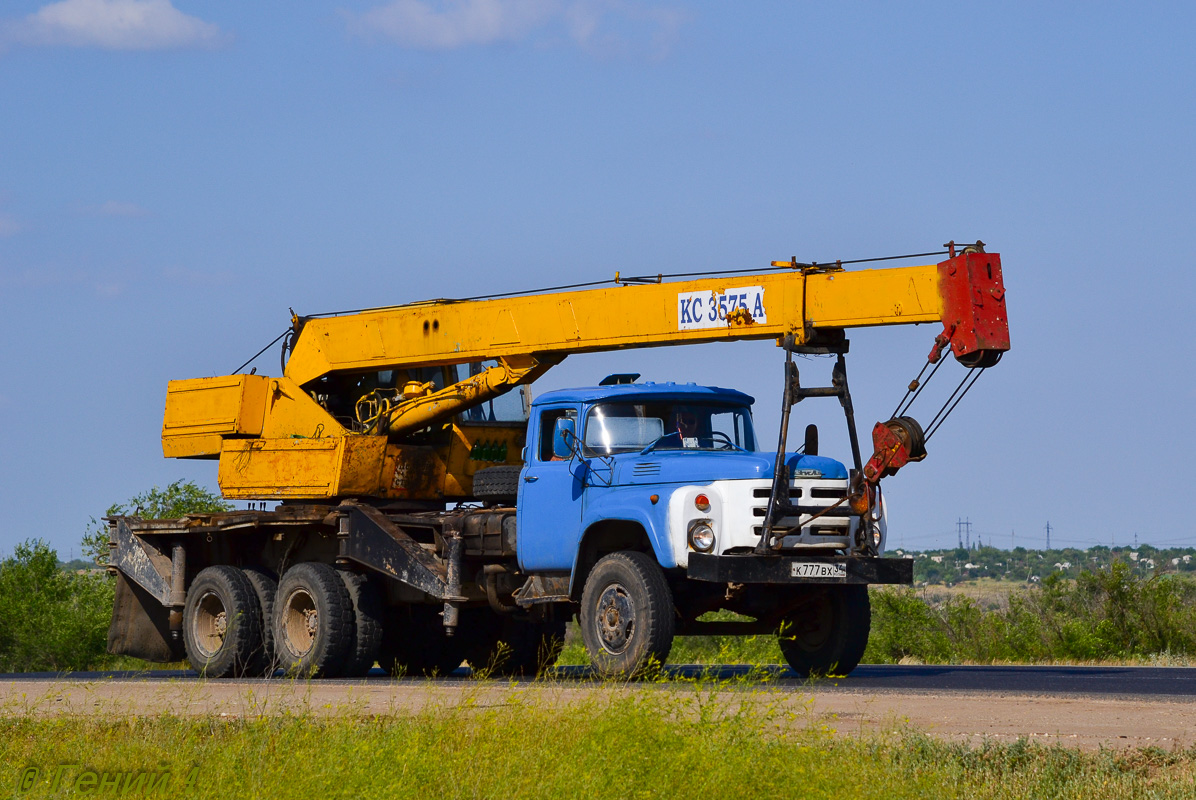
[937,252,1010,367]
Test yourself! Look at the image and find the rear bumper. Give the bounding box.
[686,553,912,585]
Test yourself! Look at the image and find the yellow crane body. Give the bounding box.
[161,251,1008,502]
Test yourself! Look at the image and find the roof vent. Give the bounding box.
[599,373,640,386]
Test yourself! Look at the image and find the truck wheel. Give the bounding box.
[463,610,566,677]
[379,605,466,677]
[338,571,383,678]
[580,552,675,678]
[273,562,353,677]
[243,568,278,677]
[472,465,521,506]
[183,565,264,678]
[777,585,871,678]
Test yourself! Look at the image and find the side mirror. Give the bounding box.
[804,424,819,456]
[553,418,577,459]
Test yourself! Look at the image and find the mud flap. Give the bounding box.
[107,572,184,663]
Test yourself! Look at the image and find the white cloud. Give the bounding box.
[348,0,558,49]
[346,0,684,56]
[0,213,20,237]
[90,200,149,217]
[4,0,224,51]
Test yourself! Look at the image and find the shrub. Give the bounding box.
[0,540,114,672]
[864,563,1196,665]
[1,480,229,673]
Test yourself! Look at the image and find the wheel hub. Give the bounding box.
[595,583,635,654]
[192,591,228,658]
[282,589,319,656]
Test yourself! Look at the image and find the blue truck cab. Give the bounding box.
[502,377,904,679]
[517,381,877,581]
[508,379,905,677]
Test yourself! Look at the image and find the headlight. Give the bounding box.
[688,519,715,552]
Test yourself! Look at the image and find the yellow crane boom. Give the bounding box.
[160,248,1008,502]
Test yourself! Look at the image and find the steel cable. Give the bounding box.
[924,367,987,441]
[232,329,289,375]
[304,249,952,319]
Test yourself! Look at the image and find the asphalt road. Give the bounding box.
[3,664,1194,699]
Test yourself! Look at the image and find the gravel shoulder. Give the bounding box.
[1,674,1192,751]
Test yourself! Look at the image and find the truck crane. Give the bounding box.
[106,243,1009,679]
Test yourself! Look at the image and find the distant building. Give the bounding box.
[931,555,944,563]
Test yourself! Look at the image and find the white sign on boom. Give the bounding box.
[676,286,767,331]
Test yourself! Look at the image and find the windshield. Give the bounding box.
[584,401,757,455]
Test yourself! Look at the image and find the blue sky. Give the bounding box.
[1,0,1193,556]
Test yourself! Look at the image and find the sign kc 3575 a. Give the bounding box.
[677,286,767,331]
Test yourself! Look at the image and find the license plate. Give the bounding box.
[790,561,846,580]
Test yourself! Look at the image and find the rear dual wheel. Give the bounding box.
[460,609,566,677]
[183,566,266,678]
[185,562,382,679]
[381,605,565,678]
[273,562,381,678]
[379,604,467,677]
[338,570,383,677]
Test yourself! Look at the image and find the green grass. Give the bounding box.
[2,686,1193,798]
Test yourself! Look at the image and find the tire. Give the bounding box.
[379,605,466,677]
[339,571,383,678]
[243,568,278,677]
[273,562,353,677]
[183,565,264,678]
[777,585,871,678]
[461,609,566,677]
[579,551,675,678]
[472,466,521,505]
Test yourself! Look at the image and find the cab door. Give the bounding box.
[517,405,586,572]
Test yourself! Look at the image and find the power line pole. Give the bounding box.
[1045,521,1052,550]
[956,517,972,550]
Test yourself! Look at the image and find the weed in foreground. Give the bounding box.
[3,684,1195,799]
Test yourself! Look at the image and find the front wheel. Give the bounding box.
[579,552,675,678]
[777,585,870,678]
